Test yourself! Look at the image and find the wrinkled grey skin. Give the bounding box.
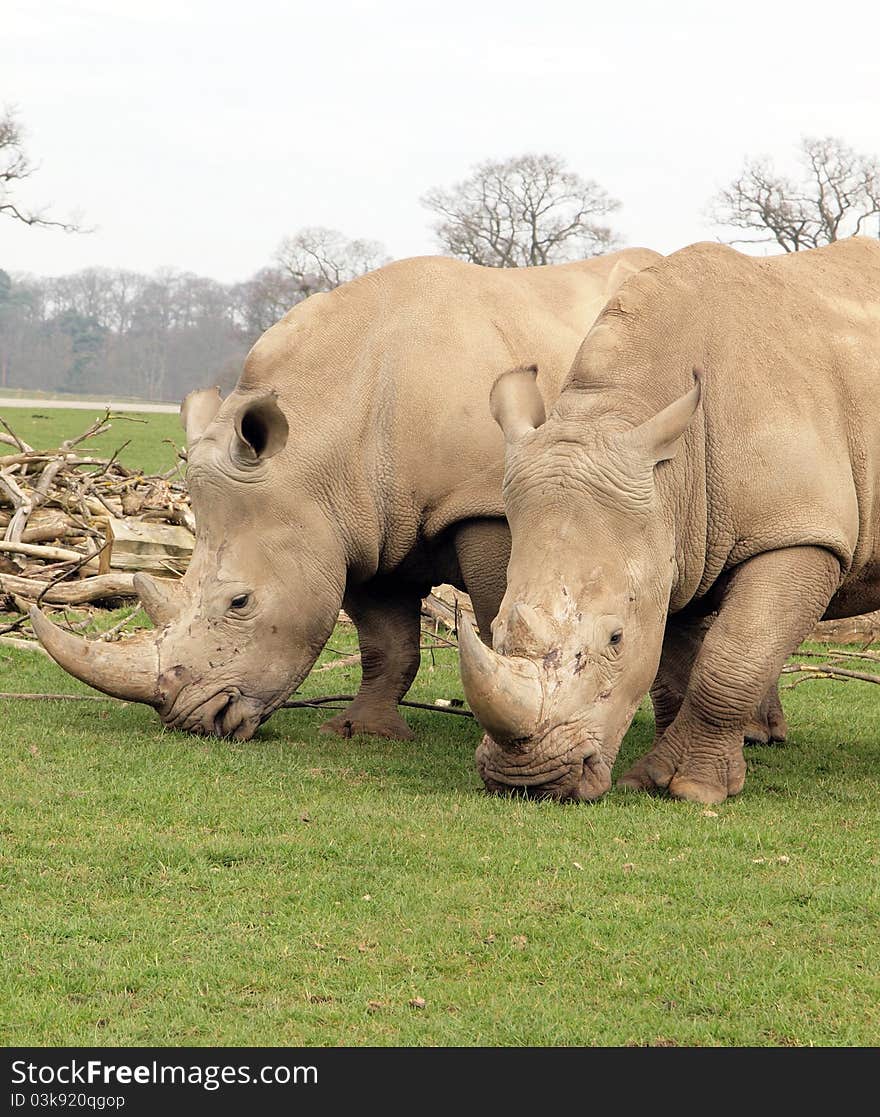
[32,251,662,739]
[460,238,880,804]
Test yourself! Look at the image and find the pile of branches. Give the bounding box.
[0,411,191,621]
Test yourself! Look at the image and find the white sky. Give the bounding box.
[3,0,879,282]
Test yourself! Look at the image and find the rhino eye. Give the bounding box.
[609,629,623,647]
[230,594,250,610]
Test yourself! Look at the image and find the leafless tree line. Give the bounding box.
[709,136,880,253]
[0,232,397,399]
[0,267,236,398]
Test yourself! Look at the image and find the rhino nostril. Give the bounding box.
[576,750,612,800]
[214,691,244,737]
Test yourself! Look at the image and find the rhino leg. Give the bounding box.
[653,615,788,746]
[452,517,511,640]
[319,583,423,741]
[620,546,840,804]
[650,614,714,739]
[744,681,789,745]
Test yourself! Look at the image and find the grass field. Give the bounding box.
[0,404,183,477]
[1,409,878,1047]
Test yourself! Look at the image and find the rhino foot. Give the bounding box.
[744,687,789,746]
[319,705,416,741]
[743,721,770,746]
[743,710,788,746]
[617,734,746,804]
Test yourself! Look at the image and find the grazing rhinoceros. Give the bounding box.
[458,237,880,804]
[30,249,664,740]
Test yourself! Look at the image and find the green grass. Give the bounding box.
[1,409,877,1046]
[0,618,877,1047]
[0,405,183,476]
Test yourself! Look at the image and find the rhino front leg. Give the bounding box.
[452,517,511,640]
[650,614,713,739]
[652,614,788,746]
[620,546,840,804]
[319,583,423,741]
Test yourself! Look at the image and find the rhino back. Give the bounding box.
[233,250,660,575]
[565,237,880,593]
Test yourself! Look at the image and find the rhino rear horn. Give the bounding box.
[133,572,184,627]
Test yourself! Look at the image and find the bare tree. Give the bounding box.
[711,136,880,253]
[230,266,308,340]
[0,106,81,231]
[274,226,390,292]
[421,153,621,267]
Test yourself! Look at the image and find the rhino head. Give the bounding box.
[459,365,701,801]
[32,383,347,739]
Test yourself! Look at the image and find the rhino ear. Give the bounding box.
[232,393,289,465]
[490,365,546,443]
[622,368,702,464]
[180,386,222,447]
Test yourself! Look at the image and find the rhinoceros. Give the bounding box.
[30,249,662,740]
[458,237,880,804]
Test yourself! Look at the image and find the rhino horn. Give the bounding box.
[458,613,544,745]
[501,602,557,655]
[30,606,161,705]
[133,572,184,627]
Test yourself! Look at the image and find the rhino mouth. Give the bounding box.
[476,723,613,801]
[162,686,268,740]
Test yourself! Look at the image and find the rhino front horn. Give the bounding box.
[29,606,161,706]
[458,614,544,746]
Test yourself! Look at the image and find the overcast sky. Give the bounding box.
[3,0,879,282]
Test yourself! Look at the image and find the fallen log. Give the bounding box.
[21,512,83,545]
[0,423,33,452]
[811,612,880,644]
[0,540,99,565]
[781,662,880,686]
[0,571,136,604]
[422,583,474,633]
[0,636,50,656]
